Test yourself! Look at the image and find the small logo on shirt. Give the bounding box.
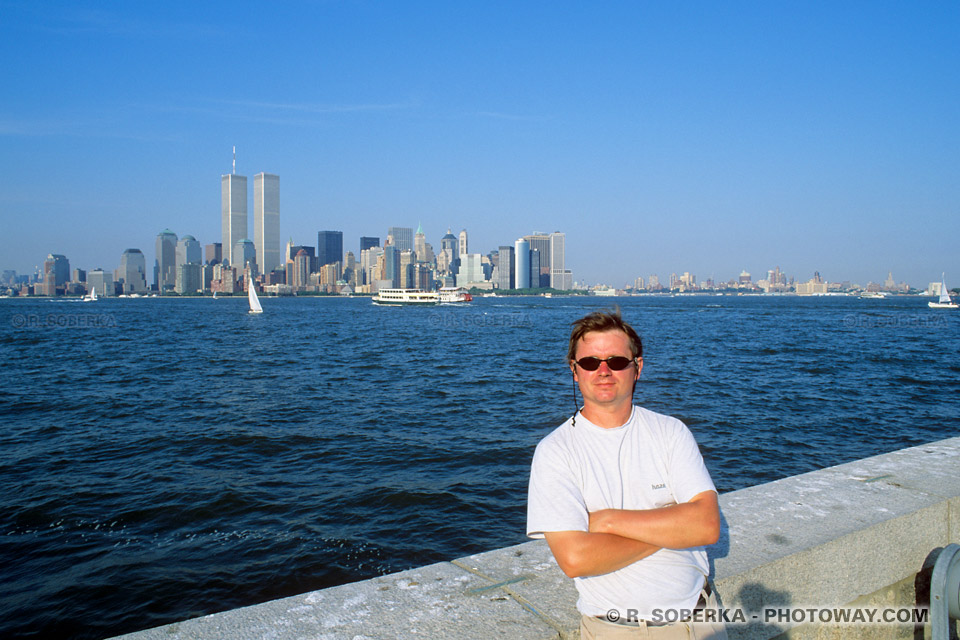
[651,483,666,490]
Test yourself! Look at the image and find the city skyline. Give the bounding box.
[1,2,958,287]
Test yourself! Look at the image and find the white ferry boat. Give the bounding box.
[372,288,439,306]
[438,287,473,304]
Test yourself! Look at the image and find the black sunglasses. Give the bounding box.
[574,356,636,371]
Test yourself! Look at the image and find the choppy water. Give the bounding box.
[1,295,957,639]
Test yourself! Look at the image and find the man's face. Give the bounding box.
[570,329,642,411]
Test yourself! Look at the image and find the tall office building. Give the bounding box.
[119,249,147,293]
[529,249,541,288]
[360,236,380,252]
[254,173,280,275]
[87,269,113,297]
[233,239,257,276]
[456,254,484,287]
[221,172,247,267]
[525,233,552,287]
[42,254,69,296]
[414,223,427,261]
[387,227,414,252]
[317,231,344,269]
[205,243,222,265]
[458,229,468,256]
[498,246,515,290]
[514,238,530,289]
[155,229,177,290]
[384,245,400,287]
[549,232,571,290]
[176,235,201,272]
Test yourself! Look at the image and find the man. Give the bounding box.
[527,310,725,639]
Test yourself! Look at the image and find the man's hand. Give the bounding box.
[588,491,721,549]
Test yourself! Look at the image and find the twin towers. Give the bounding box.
[221,155,280,277]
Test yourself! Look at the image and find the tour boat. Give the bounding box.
[438,287,472,304]
[928,274,958,309]
[372,288,439,306]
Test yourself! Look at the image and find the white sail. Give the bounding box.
[248,282,263,314]
[939,274,951,304]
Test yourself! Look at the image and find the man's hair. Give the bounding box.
[567,308,643,363]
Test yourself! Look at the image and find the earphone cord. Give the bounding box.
[571,371,578,427]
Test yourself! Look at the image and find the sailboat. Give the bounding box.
[928,273,958,309]
[82,287,98,302]
[248,281,263,314]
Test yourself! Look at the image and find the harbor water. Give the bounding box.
[1,295,957,639]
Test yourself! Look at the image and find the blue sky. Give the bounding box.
[1,1,958,288]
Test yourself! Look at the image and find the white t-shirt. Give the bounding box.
[527,406,716,618]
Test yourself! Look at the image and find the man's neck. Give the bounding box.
[579,404,633,429]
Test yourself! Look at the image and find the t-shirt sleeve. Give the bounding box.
[664,419,717,504]
[526,436,589,539]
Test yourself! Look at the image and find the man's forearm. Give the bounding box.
[589,491,720,549]
[543,530,660,578]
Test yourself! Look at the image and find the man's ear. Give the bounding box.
[570,361,578,382]
[635,358,643,380]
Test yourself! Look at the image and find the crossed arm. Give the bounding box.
[543,490,720,578]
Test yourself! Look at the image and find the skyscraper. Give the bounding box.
[155,229,177,291]
[498,245,515,290]
[317,231,344,269]
[458,229,468,256]
[119,249,147,293]
[549,232,571,290]
[176,235,201,270]
[360,236,380,252]
[222,171,247,267]
[254,173,280,275]
[414,223,427,261]
[387,227,414,252]
[233,239,257,276]
[514,238,530,289]
[525,233,552,287]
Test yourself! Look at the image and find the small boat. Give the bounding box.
[929,274,958,309]
[859,291,887,299]
[248,282,263,314]
[372,288,439,306]
[439,287,472,304]
[212,291,218,300]
[82,287,98,302]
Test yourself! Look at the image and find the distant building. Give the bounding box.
[176,235,202,271]
[498,245,515,290]
[317,231,343,270]
[387,226,414,252]
[292,250,311,289]
[254,173,280,275]
[796,272,828,295]
[414,223,428,262]
[458,229,468,257]
[440,229,458,270]
[87,269,113,297]
[175,263,203,295]
[119,249,147,293]
[549,232,570,290]
[514,238,530,289]
[44,254,70,288]
[384,245,400,288]
[529,249,542,288]
[233,239,257,277]
[525,233,552,287]
[360,236,380,252]
[221,172,247,266]
[456,253,485,287]
[205,243,222,265]
[155,230,177,290]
